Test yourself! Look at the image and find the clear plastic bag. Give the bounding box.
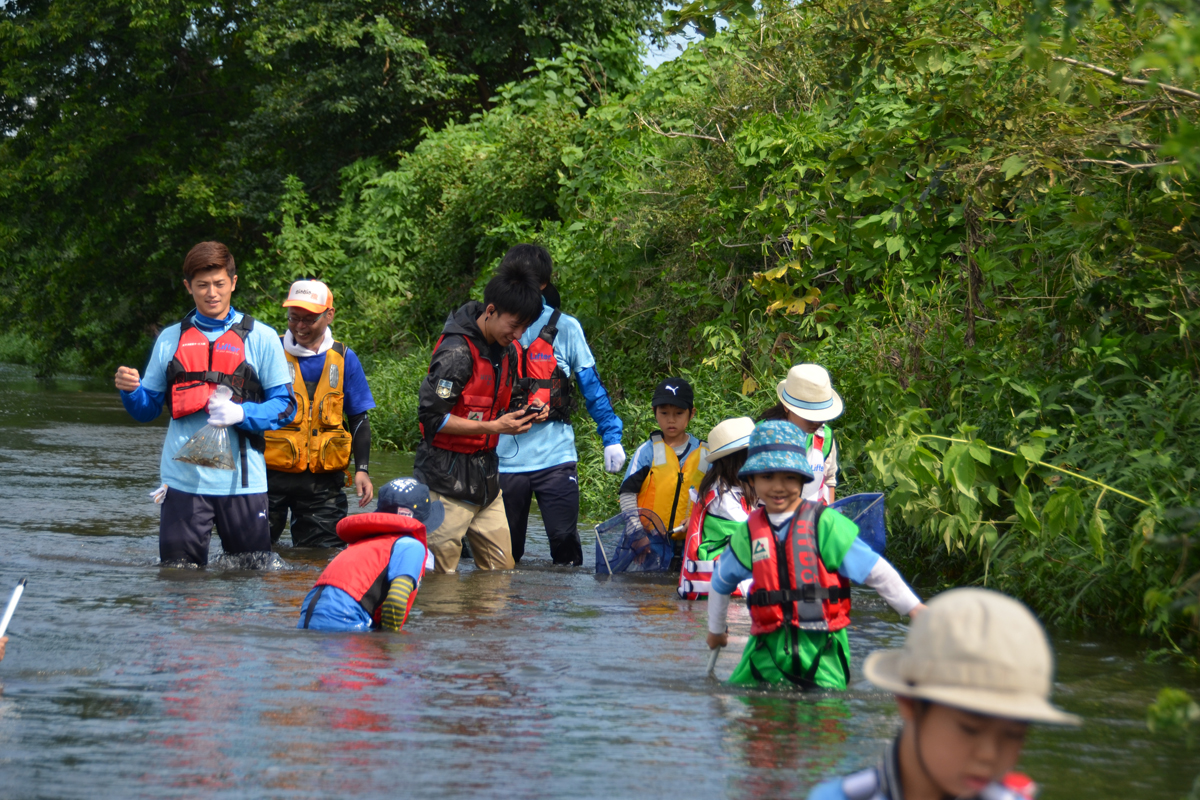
[174,423,236,470]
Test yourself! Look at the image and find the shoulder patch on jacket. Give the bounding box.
[436,379,453,399]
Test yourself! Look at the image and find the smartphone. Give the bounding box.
[520,404,546,418]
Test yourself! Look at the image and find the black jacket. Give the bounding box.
[413,301,523,506]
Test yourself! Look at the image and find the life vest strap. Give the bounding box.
[678,579,711,596]
[684,559,715,573]
[746,585,851,607]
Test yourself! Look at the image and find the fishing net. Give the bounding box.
[173,424,236,470]
[594,508,673,574]
[831,492,886,555]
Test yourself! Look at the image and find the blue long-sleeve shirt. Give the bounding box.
[123,307,293,495]
[498,300,624,472]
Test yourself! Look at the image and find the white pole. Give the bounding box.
[0,579,26,638]
[706,646,722,678]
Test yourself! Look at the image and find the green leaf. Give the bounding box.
[968,439,991,465]
[946,444,976,497]
[1088,506,1107,562]
[1019,441,1046,464]
[1001,155,1027,180]
[1015,484,1040,535]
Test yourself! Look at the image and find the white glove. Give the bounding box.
[149,483,168,505]
[206,385,244,428]
[603,443,627,474]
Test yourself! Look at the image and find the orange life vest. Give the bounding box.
[520,309,575,422]
[677,488,750,600]
[316,514,429,624]
[745,502,851,636]
[421,335,518,453]
[165,314,263,418]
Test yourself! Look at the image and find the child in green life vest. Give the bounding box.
[677,417,757,600]
[807,588,1080,800]
[706,420,925,689]
[619,377,709,541]
[775,363,843,504]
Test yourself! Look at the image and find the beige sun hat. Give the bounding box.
[863,588,1080,726]
[705,417,756,463]
[776,364,843,422]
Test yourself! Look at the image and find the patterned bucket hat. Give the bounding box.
[737,420,815,481]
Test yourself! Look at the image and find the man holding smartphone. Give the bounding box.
[414,261,547,572]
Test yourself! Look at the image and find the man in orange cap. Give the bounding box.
[264,279,377,548]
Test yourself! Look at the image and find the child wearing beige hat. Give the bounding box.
[807,587,1081,800]
[776,364,843,504]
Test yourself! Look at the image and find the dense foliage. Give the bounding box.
[5,0,1200,655]
[0,0,661,370]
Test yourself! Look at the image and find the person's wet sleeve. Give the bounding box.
[576,367,623,447]
[709,544,752,595]
[417,336,472,444]
[237,384,296,434]
[121,386,165,422]
[349,412,371,472]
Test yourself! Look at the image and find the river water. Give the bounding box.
[0,363,1195,798]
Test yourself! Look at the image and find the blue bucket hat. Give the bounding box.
[377,477,445,533]
[738,420,814,482]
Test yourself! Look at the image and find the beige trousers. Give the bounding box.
[427,490,515,573]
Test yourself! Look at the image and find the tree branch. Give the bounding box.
[1053,56,1200,102]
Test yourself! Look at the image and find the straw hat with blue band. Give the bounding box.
[776,363,844,423]
[704,417,756,464]
[738,421,815,481]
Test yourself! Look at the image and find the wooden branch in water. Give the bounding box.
[1053,56,1200,102]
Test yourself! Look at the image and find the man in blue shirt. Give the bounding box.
[496,245,626,565]
[114,241,294,566]
[264,280,377,548]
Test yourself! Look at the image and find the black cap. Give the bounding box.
[651,377,694,409]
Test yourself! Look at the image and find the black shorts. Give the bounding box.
[159,488,271,565]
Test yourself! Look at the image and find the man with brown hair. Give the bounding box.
[114,241,294,566]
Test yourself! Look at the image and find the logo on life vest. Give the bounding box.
[436,379,453,399]
[213,342,242,355]
[530,352,556,362]
[751,538,770,563]
[467,411,483,422]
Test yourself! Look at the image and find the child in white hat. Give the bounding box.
[776,363,842,504]
[678,417,757,599]
[807,587,1081,800]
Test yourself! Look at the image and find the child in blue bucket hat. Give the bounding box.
[706,421,926,689]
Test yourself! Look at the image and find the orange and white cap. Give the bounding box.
[282,280,333,314]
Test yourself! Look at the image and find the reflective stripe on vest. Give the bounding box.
[264,342,350,474]
[165,315,263,419]
[744,502,852,636]
[424,335,516,454]
[520,309,574,423]
[637,433,709,533]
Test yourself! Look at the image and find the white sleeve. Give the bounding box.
[619,492,639,515]
[863,558,922,616]
[708,591,731,634]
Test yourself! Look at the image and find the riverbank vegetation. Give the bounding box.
[3,0,1200,656]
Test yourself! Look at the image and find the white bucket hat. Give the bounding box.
[777,364,843,422]
[704,417,756,463]
[863,588,1081,726]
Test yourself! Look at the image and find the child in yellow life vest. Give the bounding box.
[807,588,1080,800]
[706,421,925,689]
[619,378,709,564]
[678,416,756,600]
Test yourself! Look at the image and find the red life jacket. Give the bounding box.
[165,314,263,419]
[677,488,750,600]
[745,502,852,636]
[520,309,575,423]
[316,514,429,623]
[422,335,518,454]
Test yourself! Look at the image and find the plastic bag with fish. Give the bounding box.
[174,423,236,470]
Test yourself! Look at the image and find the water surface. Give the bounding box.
[0,364,1195,798]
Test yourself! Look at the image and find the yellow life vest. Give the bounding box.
[636,432,709,538]
[264,342,352,474]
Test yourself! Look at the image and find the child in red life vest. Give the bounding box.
[298,478,441,632]
[678,417,756,600]
[706,421,926,689]
[807,588,1081,800]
